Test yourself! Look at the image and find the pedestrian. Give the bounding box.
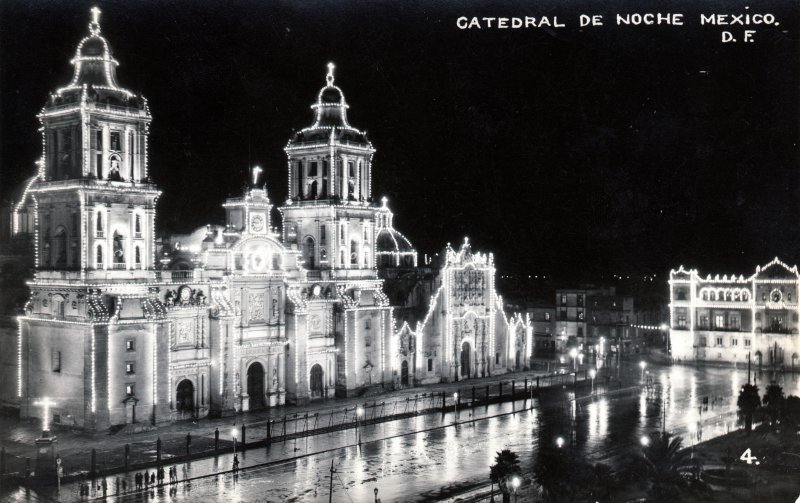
[150,472,156,486]
[115,476,120,494]
[122,478,127,492]
[158,466,164,485]
[137,472,142,490]
[144,471,149,487]
[172,465,177,483]
[233,454,239,472]
[102,478,107,497]
[186,431,192,456]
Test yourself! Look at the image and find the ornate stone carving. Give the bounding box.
[249,293,265,321]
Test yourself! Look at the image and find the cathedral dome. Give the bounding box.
[376,228,415,253]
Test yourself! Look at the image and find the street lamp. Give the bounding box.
[231,427,239,457]
[640,435,650,447]
[639,360,646,380]
[569,348,578,371]
[589,369,596,395]
[453,393,459,425]
[511,475,521,502]
[555,436,564,448]
[374,487,379,503]
[356,407,365,445]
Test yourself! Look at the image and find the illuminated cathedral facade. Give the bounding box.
[11,10,526,431]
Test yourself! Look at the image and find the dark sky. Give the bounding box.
[1,0,799,280]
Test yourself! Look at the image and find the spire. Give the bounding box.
[326,62,335,86]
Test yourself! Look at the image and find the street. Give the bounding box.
[6,360,800,502]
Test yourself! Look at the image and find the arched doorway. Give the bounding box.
[310,364,324,399]
[176,379,194,417]
[401,360,409,386]
[247,362,266,409]
[461,341,471,379]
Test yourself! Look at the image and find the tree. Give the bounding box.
[635,431,708,501]
[533,446,617,503]
[490,449,521,503]
[737,383,761,434]
[762,382,785,429]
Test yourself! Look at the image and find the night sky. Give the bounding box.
[1,0,799,281]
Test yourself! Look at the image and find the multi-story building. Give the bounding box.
[555,286,633,354]
[9,9,519,431]
[669,258,800,369]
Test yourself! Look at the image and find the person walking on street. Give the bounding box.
[150,472,156,486]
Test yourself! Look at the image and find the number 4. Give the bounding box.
[740,448,756,464]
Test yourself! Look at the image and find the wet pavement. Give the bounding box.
[6,361,800,502]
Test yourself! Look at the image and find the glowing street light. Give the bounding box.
[453,392,459,424]
[555,436,564,448]
[569,348,578,370]
[356,406,365,445]
[639,360,647,380]
[511,475,521,502]
[589,369,596,395]
[640,435,650,447]
[231,426,239,457]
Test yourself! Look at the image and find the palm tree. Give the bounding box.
[637,431,707,501]
[737,383,761,434]
[490,449,521,503]
[762,382,784,429]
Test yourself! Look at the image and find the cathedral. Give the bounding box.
[11,9,527,431]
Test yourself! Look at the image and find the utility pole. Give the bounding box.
[328,459,336,503]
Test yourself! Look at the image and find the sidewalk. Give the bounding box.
[2,366,589,481]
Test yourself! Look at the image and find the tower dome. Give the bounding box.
[51,7,141,107]
[289,63,368,145]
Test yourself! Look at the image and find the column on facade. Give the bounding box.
[340,157,348,199]
[126,208,134,270]
[122,127,131,181]
[104,206,112,269]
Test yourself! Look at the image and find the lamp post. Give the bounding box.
[589,369,596,395]
[639,360,646,380]
[231,427,239,458]
[374,487,379,503]
[555,436,564,449]
[356,407,364,445]
[33,397,56,436]
[511,475,521,503]
[453,393,459,425]
[569,347,578,371]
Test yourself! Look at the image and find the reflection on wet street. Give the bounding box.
[8,362,800,502]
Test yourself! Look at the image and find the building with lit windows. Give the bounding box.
[669,258,800,369]
[10,9,523,431]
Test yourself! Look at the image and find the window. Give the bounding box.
[125,362,135,374]
[96,212,104,235]
[348,161,355,177]
[577,295,584,306]
[495,352,500,365]
[110,131,121,151]
[577,327,583,337]
[135,246,141,266]
[134,214,141,236]
[699,315,709,328]
[559,309,567,321]
[561,295,567,305]
[125,383,136,397]
[730,314,740,329]
[714,314,724,328]
[51,350,61,372]
[365,335,372,347]
[716,337,723,347]
[744,339,751,347]
[365,318,371,330]
[731,338,738,347]
[125,339,135,351]
[699,336,707,347]
[677,315,687,327]
[428,358,433,372]
[96,244,104,268]
[309,161,318,177]
[578,311,584,321]
[320,225,326,244]
[544,312,551,321]
[96,130,103,150]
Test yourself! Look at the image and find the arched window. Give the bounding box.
[309,180,318,199]
[350,240,358,266]
[302,236,315,269]
[340,249,347,268]
[113,231,125,267]
[96,244,104,268]
[96,211,104,236]
[135,246,141,267]
[134,214,141,236]
[710,291,716,301]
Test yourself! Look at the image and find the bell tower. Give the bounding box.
[23,7,159,276]
[281,64,379,276]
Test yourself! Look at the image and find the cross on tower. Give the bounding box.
[326,62,335,86]
[252,165,263,186]
[33,397,57,434]
[90,7,102,34]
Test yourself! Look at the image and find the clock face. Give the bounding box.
[312,284,322,297]
[771,290,782,303]
[250,214,265,233]
[179,286,192,301]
